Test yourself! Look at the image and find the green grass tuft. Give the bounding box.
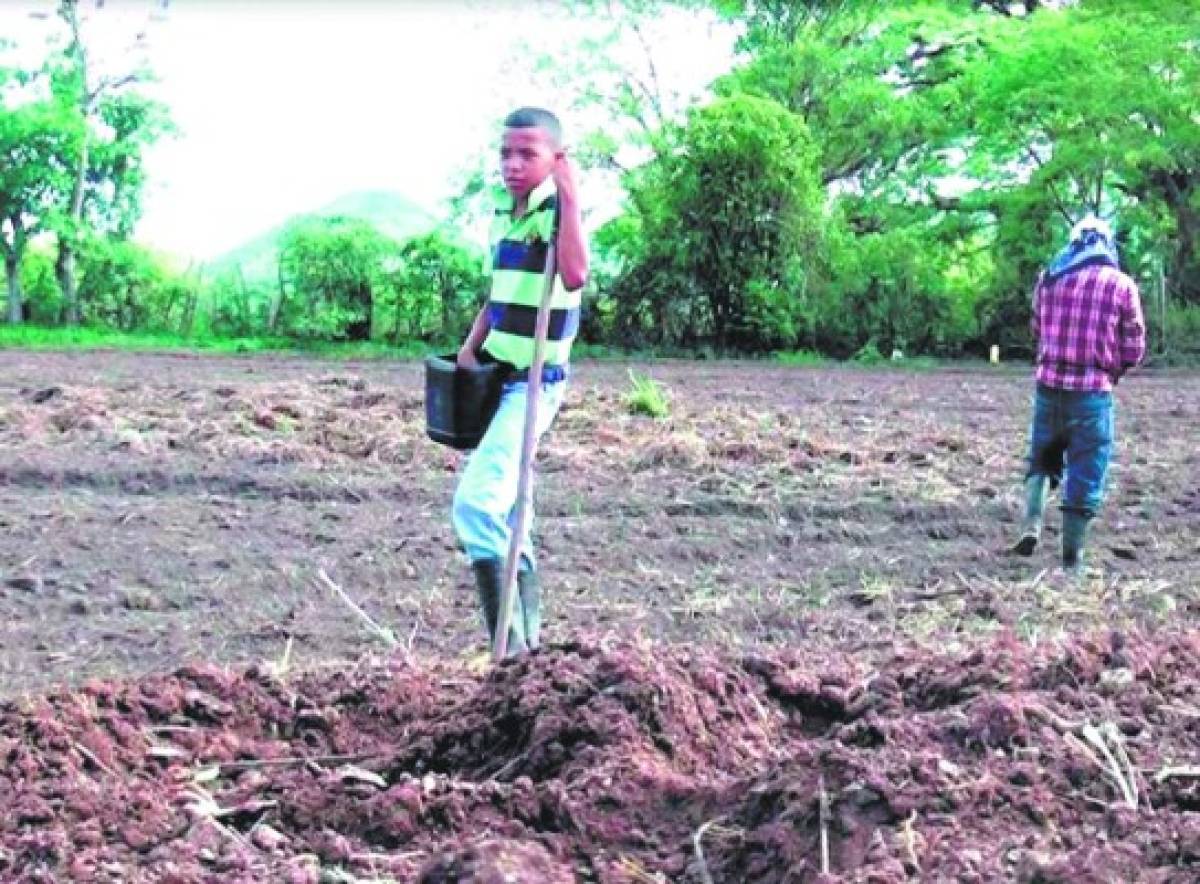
[624,369,671,418]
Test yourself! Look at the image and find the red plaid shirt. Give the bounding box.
[1032,263,1146,392]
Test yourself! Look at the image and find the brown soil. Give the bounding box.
[0,350,1197,882]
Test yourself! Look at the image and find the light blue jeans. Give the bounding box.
[452,378,566,568]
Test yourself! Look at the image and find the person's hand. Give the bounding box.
[456,345,480,369]
[551,150,579,203]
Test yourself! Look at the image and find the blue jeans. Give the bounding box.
[451,378,566,567]
[1025,385,1115,518]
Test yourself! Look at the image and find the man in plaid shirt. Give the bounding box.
[1012,214,1146,575]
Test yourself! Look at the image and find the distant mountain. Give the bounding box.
[205,190,441,282]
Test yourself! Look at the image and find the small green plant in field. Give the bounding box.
[851,339,886,365]
[625,369,671,418]
[786,581,832,609]
[855,572,895,605]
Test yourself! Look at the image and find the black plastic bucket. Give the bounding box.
[424,353,506,450]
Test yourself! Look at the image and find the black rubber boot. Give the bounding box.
[1062,510,1092,577]
[471,559,527,656]
[517,568,541,652]
[1012,475,1047,556]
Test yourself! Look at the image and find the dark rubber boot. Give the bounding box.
[471,559,527,656]
[1012,475,1048,556]
[1062,510,1092,577]
[517,568,541,651]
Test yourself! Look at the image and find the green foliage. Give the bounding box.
[1158,303,1200,364]
[75,237,199,331]
[695,0,1200,357]
[18,247,63,324]
[45,1,175,326]
[198,219,483,347]
[850,339,886,365]
[384,230,486,344]
[711,0,875,50]
[0,324,430,359]
[0,83,82,321]
[83,91,174,238]
[608,93,824,352]
[5,0,1199,366]
[276,216,398,341]
[774,348,825,366]
[957,0,1200,313]
[624,369,671,418]
[203,268,273,339]
[208,191,437,285]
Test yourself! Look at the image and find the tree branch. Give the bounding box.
[89,71,142,104]
[626,15,665,125]
[1023,145,1075,226]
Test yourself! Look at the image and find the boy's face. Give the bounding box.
[500,126,558,199]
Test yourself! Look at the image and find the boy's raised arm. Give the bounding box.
[552,154,589,291]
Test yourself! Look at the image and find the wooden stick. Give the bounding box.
[818,774,831,875]
[494,238,558,662]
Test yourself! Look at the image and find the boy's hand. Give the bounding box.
[552,151,579,203]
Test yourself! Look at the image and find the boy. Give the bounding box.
[451,107,589,656]
[1012,214,1145,576]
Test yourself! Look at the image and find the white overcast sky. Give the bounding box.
[3,0,734,261]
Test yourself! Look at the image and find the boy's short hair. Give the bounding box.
[503,107,563,146]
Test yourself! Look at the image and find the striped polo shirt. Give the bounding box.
[481,177,581,370]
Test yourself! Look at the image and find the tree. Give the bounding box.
[74,237,195,331]
[276,217,398,341]
[959,0,1200,304]
[715,2,974,191]
[386,231,486,344]
[0,76,81,324]
[706,0,1200,355]
[611,94,824,351]
[52,0,172,325]
[711,0,882,50]
[530,0,727,177]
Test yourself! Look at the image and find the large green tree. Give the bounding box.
[52,0,172,325]
[275,216,399,341]
[701,0,1200,354]
[959,0,1200,302]
[608,93,824,351]
[0,69,81,324]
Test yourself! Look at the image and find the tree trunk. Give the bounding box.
[346,282,372,341]
[4,219,27,325]
[58,0,91,327]
[5,253,23,325]
[58,130,90,327]
[269,263,284,333]
[56,244,78,326]
[1169,199,1198,303]
[1151,169,1198,303]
